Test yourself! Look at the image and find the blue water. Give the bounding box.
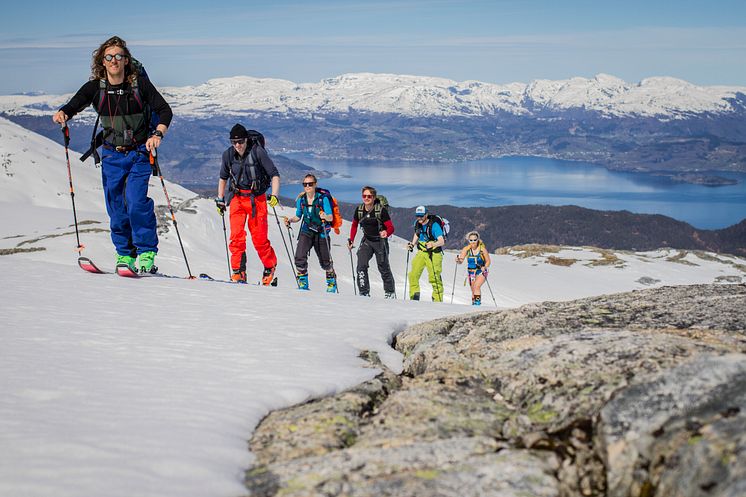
[286,155,746,230]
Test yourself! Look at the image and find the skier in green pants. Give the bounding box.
[406,206,445,301]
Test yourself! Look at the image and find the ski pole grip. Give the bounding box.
[149,149,159,176]
[62,125,70,147]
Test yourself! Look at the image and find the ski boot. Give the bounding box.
[411,292,420,301]
[139,251,157,274]
[231,269,247,283]
[326,271,338,293]
[261,266,277,286]
[116,254,137,273]
[472,295,481,306]
[297,272,309,290]
[384,292,396,299]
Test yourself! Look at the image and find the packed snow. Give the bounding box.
[1,72,744,121]
[1,116,744,497]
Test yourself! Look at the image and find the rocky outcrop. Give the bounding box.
[244,284,746,497]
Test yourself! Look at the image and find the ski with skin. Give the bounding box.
[115,264,141,278]
[200,273,276,286]
[78,257,141,278]
[77,263,259,285]
[78,256,107,274]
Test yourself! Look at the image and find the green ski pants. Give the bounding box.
[409,249,444,301]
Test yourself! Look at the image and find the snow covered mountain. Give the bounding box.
[1,117,745,497]
[2,72,745,120]
[3,72,745,180]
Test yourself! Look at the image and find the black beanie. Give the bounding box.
[230,124,248,139]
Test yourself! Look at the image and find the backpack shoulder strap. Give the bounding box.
[373,200,383,219]
[96,79,107,113]
[355,204,364,221]
[426,217,440,240]
[131,75,143,109]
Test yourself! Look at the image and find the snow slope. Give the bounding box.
[1,72,744,120]
[1,117,744,497]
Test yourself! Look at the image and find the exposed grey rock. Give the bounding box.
[244,284,746,497]
[599,354,746,497]
[247,437,560,497]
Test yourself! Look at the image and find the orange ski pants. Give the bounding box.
[228,193,277,270]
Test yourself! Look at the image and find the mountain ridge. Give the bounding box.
[2,72,745,120]
[2,71,745,184]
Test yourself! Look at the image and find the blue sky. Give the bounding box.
[1,0,745,94]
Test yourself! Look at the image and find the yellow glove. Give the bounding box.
[267,194,279,208]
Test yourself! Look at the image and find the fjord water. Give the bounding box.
[290,155,746,230]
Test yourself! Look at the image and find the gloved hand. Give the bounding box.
[267,194,279,208]
[407,242,414,252]
[347,238,354,250]
[215,197,226,215]
[455,255,463,264]
[481,268,489,278]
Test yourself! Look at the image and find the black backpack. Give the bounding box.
[415,214,450,241]
[354,195,390,231]
[227,130,271,195]
[81,58,156,164]
[246,129,265,148]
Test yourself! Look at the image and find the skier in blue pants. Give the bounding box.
[53,35,172,273]
[101,150,159,258]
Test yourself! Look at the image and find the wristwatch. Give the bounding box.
[151,130,164,138]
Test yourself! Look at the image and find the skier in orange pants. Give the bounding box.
[215,124,280,285]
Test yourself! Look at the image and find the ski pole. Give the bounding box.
[403,248,410,300]
[450,263,458,304]
[287,225,297,260]
[220,211,231,280]
[150,149,194,279]
[348,243,357,295]
[61,125,84,254]
[428,250,442,302]
[322,220,339,294]
[271,204,300,289]
[484,276,498,308]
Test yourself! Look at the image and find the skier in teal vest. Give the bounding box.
[283,174,337,292]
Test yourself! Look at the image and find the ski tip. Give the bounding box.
[78,256,106,274]
[115,264,140,278]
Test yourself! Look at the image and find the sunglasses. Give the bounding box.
[303,182,316,187]
[103,53,126,62]
[469,239,479,242]
[362,194,374,198]
[230,138,247,145]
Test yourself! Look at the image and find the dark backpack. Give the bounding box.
[80,58,157,164]
[226,142,272,196]
[415,214,450,242]
[354,195,390,232]
[246,129,265,148]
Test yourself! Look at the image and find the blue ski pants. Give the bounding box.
[101,146,158,256]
